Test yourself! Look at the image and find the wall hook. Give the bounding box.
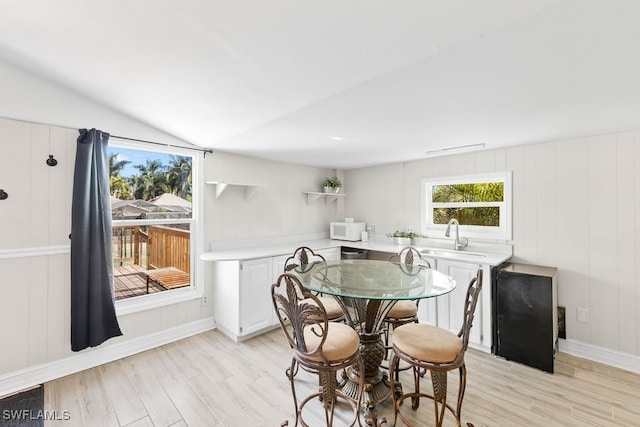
[46,155,58,167]
[0,189,7,200]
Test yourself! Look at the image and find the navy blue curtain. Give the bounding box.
[71,129,122,351]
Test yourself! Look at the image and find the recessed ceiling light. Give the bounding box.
[330,136,343,141]
[425,143,486,157]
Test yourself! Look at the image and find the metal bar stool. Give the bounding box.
[389,269,483,427]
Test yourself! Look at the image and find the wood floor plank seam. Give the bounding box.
[42,329,640,426]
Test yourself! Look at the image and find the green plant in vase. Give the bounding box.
[387,230,417,245]
[322,176,342,193]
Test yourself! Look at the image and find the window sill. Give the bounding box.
[115,287,202,316]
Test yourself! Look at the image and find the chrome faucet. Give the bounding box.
[444,218,468,251]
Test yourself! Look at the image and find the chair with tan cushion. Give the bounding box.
[271,273,364,427]
[389,269,483,427]
[383,247,432,358]
[284,246,344,322]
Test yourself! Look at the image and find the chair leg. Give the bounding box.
[430,370,448,427]
[411,366,421,410]
[383,323,391,360]
[355,357,366,427]
[287,358,300,426]
[389,353,402,426]
[455,364,467,425]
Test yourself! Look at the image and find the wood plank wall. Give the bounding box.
[0,118,207,381]
[345,131,640,361]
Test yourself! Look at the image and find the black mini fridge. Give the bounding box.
[492,263,558,373]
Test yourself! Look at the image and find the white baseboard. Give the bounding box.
[559,338,640,374]
[0,317,215,398]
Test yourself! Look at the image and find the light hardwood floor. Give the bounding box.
[44,328,640,426]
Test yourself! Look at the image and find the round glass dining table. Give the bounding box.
[290,259,456,424]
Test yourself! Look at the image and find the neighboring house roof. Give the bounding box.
[111,199,157,211]
[150,193,192,208]
[111,196,192,219]
[111,199,159,219]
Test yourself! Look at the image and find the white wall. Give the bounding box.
[203,151,342,246]
[0,116,340,396]
[345,132,640,369]
[0,58,343,395]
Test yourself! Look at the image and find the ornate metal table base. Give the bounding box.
[339,332,389,426]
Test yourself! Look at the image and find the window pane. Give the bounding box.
[433,207,500,226]
[109,146,194,301]
[112,224,191,300]
[432,182,504,203]
[109,147,192,220]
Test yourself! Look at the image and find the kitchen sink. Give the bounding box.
[420,249,487,258]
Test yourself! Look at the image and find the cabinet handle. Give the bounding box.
[0,189,7,200]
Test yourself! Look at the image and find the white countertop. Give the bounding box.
[200,239,337,262]
[201,237,512,266]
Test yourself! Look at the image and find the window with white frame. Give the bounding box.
[422,172,512,240]
[108,142,197,302]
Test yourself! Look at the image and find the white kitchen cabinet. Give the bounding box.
[240,257,274,336]
[212,246,340,342]
[416,257,491,350]
[432,260,491,350]
[212,257,276,342]
[315,247,339,262]
[417,256,438,327]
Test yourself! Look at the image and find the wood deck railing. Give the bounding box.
[112,224,191,299]
[147,225,190,273]
[113,224,190,272]
[113,226,147,267]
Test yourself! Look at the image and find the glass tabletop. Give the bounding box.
[290,259,456,300]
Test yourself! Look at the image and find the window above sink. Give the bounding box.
[421,171,512,240]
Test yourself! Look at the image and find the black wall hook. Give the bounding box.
[0,189,7,200]
[46,155,58,166]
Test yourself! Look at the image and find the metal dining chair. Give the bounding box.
[383,247,432,358]
[284,246,344,322]
[271,272,365,427]
[389,269,483,427]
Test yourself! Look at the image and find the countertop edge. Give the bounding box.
[201,238,512,266]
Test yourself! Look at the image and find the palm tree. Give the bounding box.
[109,153,130,178]
[110,175,132,199]
[165,155,192,200]
[432,182,503,226]
[131,159,168,200]
[109,153,132,199]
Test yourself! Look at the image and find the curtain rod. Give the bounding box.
[110,134,214,157]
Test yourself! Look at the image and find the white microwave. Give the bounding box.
[330,221,366,241]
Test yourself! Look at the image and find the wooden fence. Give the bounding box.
[112,226,147,266]
[147,225,191,273]
[113,225,190,273]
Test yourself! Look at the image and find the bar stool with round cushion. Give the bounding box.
[271,273,365,427]
[389,269,483,427]
[284,246,344,322]
[383,247,432,358]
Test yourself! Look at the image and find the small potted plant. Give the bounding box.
[387,230,417,246]
[322,176,342,193]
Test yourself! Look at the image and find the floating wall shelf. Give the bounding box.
[206,181,263,200]
[303,191,346,205]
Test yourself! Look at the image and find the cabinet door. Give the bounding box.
[240,258,273,336]
[417,257,438,326]
[271,255,290,326]
[316,247,339,262]
[436,260,482,345]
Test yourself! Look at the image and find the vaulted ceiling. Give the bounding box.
[1,1,639,168]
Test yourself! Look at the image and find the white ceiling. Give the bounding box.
[1,0,640,169]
